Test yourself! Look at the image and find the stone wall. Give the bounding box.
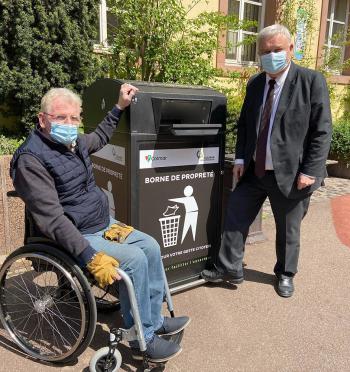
[0,155,25,255]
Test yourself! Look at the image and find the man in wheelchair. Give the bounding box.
[10,85,190,363]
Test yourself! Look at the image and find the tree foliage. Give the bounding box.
[0,134,25,155]
[210,67,257,153]
[0,0,102,134]
[105,0,256,154]
[106,0,254,85]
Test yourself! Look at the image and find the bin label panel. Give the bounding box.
[91,153,128,222]
[139,147,219,169]
[138,147,221,285]
[93,144,126,166]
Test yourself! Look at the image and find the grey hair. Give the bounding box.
[257,24,292,48]
[40,88,82,113]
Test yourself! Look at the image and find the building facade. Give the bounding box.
[216,1,350,83]
[97,0,350,116]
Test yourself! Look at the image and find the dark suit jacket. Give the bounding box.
[235,61,332,199]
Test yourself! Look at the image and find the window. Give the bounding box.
[226,0,265,64]
[95,0,118,48]
[324,0,350,72]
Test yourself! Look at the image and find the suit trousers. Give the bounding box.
[217,167,311,276]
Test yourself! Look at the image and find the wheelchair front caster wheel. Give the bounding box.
[89,347,122,372]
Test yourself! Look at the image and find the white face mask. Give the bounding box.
[260,51,288,74]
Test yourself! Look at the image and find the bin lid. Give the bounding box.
[82,78,226,134]
[116,79,226,98]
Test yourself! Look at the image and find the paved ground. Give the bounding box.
[1,177,350,372]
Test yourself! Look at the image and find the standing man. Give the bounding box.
[201,24,332,297]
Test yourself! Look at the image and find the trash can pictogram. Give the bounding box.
[159,215,181,248]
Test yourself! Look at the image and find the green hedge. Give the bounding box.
[0,134,24,155]
[0,0,102,135]
[330,120,350,163]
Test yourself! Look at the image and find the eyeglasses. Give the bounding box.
[44,112,82,125]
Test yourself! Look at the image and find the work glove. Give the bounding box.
[103,222,134,243]
[86,252,120,288]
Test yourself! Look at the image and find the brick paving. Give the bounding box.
[263,176,350,218]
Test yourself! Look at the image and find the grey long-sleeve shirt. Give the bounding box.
[13,106,123,264]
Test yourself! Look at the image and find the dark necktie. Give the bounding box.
[255,79,276,178]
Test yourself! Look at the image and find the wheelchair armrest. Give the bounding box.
[26,236,58,245]
[7,190,19,197]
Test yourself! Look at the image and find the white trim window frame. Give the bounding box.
[324,0,350,73]
[99,0,108,47]
[94,0,117,52]
[93,0,108,50]
[225,0,265,66]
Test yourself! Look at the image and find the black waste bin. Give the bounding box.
[83,79,226,290]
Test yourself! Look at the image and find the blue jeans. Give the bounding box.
[83,217,164,343]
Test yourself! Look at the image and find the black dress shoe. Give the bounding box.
[276,275,294,298]
[201,268,244,284]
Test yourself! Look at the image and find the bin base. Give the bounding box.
[170,278,206,294]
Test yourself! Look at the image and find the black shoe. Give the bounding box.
[131,334,182,362]
[201,268,243,284]
[276,275,294,298]
[155,316,191,336]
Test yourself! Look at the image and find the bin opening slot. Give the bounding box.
[152,98,212,134]
[171,124,222,128]
[170,124,222,136]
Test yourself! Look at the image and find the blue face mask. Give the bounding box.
[260,51,288,74]
[50,122,78,146]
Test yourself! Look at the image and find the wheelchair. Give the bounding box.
[0,205,177,371]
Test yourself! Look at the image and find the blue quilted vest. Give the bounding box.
[11,129,110,234]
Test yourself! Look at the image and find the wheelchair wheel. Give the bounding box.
[91,283,121,313]
[89,347,122,372]
[0,244,97,362]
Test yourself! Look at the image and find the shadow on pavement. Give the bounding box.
[0,330,79,368]
[203,281,239,290]
[243,268,275,286]
[203,268,275,289]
